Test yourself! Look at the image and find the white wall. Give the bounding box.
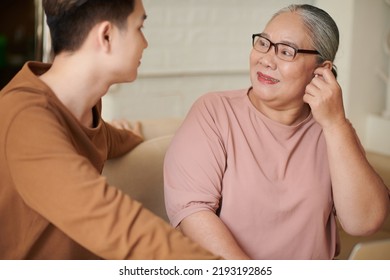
[348,0,390,151]
[102,0,390,154]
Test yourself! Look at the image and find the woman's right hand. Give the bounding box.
[303,67,346,131]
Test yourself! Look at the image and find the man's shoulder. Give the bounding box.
[0,62,53,114]
[0,87,49,115]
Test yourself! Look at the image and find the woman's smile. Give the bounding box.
[257,72,280,85]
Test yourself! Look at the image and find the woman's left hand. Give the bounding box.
[303,67,346,130]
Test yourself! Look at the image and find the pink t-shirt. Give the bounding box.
[164,88,338,259]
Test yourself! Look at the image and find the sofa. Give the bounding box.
[102,118,390,260]
[102,118,183,222]
[336,152,390,259]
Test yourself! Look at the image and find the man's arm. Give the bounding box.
[104,120,144,159]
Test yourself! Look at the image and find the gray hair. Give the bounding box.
[272,4,339,77]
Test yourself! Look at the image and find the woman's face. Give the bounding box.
[249,12,320,111]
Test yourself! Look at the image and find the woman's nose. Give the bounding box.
[258,46,277,69]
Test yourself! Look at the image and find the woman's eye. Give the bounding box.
[279,46,294,57]
[258,39,269,48]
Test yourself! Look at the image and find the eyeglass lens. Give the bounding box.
[253,36,296,61]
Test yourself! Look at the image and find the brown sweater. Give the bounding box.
[0,62,219,260]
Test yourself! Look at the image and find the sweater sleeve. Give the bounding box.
[5,106,220,260]
[94,100,143,159]
[103,120,143,159]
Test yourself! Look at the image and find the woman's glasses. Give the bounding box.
[252,33,320,62]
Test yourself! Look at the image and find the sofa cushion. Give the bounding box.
[102,135,173,222]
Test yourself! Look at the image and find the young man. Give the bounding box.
[0,0,219,260]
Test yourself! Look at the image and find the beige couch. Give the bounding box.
[336,152,390,259]
[102,118,390,259]
[102,118,183,222]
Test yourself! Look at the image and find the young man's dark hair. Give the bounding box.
[43,0,135,54]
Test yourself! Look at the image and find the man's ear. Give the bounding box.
[97,21,113,52]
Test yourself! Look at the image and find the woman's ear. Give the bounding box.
[321,60,333,71]
[320,60,337,78]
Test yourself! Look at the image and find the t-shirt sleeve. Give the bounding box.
[103,120,143,159]
[164,95,227,227]
[5,106,219,260]
[94,100,143,159]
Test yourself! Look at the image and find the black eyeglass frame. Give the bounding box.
[251,33,320,61]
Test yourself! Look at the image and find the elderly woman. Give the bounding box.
[164,4,390,259]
